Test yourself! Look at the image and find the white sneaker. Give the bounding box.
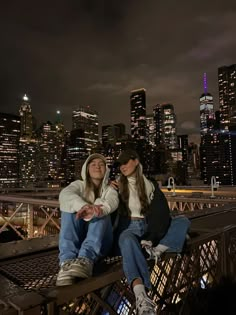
[69,257,93,278]
[136,293,156,315]
[56,260,75,286]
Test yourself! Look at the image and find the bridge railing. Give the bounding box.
[0,194,235,241]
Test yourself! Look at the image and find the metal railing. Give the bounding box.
[0,194,236,314]
[1,194,235,241]
[0,224,235,314]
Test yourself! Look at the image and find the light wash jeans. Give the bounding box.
[116,215,191,289]
[160,215,191,252]
[59,211,113,265]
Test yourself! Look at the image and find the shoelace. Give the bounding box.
[142,245,162,265]
[61,259,77,271]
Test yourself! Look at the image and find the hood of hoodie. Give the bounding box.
[81,153,110,190]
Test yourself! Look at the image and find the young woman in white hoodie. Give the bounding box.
[56,153,119,286]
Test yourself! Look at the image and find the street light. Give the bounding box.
[210,176,219,198]
[167,176,176,196]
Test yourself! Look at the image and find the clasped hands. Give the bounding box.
[76,204,103,221]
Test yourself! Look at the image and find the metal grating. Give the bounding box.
[0,225,236,314]
[0,251,59,290]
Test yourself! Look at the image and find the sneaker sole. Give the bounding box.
[56,278,75,286]
[68,270,91,278]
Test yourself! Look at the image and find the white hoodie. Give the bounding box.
[59,154,119,215]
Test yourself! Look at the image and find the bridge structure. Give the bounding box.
[0,187,236,315]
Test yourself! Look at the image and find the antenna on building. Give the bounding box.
[23,94,29,101]
[203,72,208,94]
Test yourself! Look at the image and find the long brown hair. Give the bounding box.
[84,160,104,203]
[119,163,149,216]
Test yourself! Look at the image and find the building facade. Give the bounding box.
[162,104,177,149]
[0,113,20,188]
[130,88,146,141]
[72,107,99,154]
[218,64,236,130]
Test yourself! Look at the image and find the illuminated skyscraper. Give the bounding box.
[18,94,38,187]
[200,73,215,135]
[0,113,20,188]
[218,64,236,130]
[19,138,38,187]
[146,114,155,147]
[153,104,163,147]
[72,107,99,154]
[66,128,87,182]
[19,94,33,137]
[199,71,236,185]
[37,116,65,186]
[130,88,146,141]
[162,104,177,149]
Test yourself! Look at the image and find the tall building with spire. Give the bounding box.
[19,94,33,138]
[218,64,236,130]
[200,73,215,135]
[18,94,38,187]
[199,73,217,183]
[199,72,236,185]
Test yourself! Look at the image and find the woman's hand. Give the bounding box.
[76,204,103,221]
[110,180,119,190]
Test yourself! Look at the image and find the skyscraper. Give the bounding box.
[200,73,215,135]
[66,128,87,182]
[72,107,99,154]
[18,95,38,187]
[162,104,177,149]
[37,119,65,186]
[153,104,163,147]
[102,123,126,148]
[218,64,236,130]
[146,114,155,147]
[19,94,33,138]
[199,70,236,185]
[0,113,20,188]
[130,88,148,170]
[130,88,146,141]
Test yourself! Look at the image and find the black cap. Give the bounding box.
[116,149,139,165]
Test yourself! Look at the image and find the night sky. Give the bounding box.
[1,1,236,143]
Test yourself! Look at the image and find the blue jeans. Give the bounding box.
[116,218,152,289]
[115,215,190,289]
[59,211,113,265]
[159,215,191,252]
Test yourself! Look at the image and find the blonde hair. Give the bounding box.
[119,163,149,216]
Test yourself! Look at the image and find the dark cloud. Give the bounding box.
[0,0,236,140]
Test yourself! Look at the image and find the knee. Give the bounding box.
[92,215,111,227]
[118,231,136,248]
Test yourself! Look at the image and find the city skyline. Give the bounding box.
[1,1,236,144]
